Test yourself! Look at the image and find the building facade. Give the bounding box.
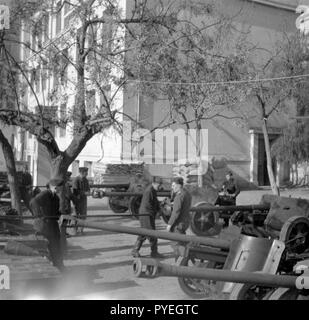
[0,0,20,172]
[18,0,300,187]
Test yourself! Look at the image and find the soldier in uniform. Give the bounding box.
[18,164,33,214]
[166,177,192,235]
[131,177,164,258]
[215,171,240,227]
[59,171,74,254]
[72,167,90,234]
[217,171,240,206]
[30,178,65,271]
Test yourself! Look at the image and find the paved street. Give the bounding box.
[2,187,309,300]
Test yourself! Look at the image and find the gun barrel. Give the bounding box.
[139,259,297,288]
[68,217,230,249]
[90,184,129,189]
[190,204,270,213]
[102,191,171,197]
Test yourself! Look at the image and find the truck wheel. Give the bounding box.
[108,196,128,213]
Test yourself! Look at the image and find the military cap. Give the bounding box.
[79,167,88,172]
[172,177,184,186]
[49,178,64,187]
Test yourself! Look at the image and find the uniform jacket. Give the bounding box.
[168,188,192,231]
[30,190,60,219]
[17,172,32,187]
[138,185,160,229]
[221,178,240,197]
[72,176,90,198]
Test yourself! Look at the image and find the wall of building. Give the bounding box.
[0,0,20,172]
[125,0,297,188]
[17,0,299,186]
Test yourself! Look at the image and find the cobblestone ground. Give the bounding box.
[1,187,309,300]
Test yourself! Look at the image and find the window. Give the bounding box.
[35,69,40,92]
[30,69,37,90]
[59,103,67,137]
[56,1,62,34]
[31,30,36,51]
[42,14,50,42]
[60,49,69,85]
[64,2,74,28]
[101,12,113,53]
[41,69,47,92]
[86,90,96,114]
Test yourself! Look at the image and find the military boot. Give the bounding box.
[150,240,164,258]
[150,251,165,259]
[131,239,143,257]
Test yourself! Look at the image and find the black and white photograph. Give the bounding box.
[0,0,309,304]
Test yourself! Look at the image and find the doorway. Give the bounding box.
[257,134,279,186]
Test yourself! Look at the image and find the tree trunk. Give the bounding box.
[0,129,22,216]
[49,154,70,213]
[262,119,280,196]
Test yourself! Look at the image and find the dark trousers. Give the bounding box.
[75,196,87,218]
[74,196,87,233]
[133,216,158,254]
[42,219,64,270]
[134,235,158,253]
[171,222,187,250]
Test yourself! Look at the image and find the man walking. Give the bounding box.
[30,178,65,272]
[215,171,240,227]
[131,177,164,258]
[59,171,74,254]
[217,171,240,206]
[18,164,33,214]
[72,167,90,234]
[166,177,192,234]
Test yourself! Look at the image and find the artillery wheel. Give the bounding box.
[266,287,300,300]
[190,202,221,237]
[279,216,309,254]
[129,195,142,219]
[177,256,221,299]
[229,283,272,300]
[108,196,128,213]
[132,259,143,277]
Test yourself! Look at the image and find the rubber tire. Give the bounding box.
[177,256,219,299]
[108,196,128,213]
[129,195,142,219]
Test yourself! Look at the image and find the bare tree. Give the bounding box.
[0,1,229,202]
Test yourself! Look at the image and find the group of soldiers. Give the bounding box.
[132,172,239,258]
[26,166,239,272]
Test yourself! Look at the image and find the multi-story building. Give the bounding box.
[18,0,300,187]
[0,0,20,171]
